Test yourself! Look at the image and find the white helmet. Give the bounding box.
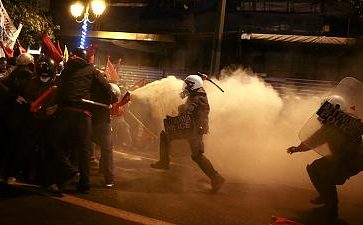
[16,53,35,66]
[184,75,203,90]
[110,83,121,100]
[325,95,346,111]
[179,75,204,99]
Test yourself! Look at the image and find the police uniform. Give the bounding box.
[152,75,225,193]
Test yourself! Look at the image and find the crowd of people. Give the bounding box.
[2,42,363,224]
[0,44,225,196]
[0,48,120,193]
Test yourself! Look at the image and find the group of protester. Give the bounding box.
[0,48,119,193]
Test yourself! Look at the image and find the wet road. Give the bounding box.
[0,148,362,225]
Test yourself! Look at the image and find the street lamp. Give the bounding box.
[70,0,107,49]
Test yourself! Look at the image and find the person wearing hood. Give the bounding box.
[48,48,117,193]
[0,53,35,184]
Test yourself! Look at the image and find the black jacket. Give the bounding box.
[0,65,33,100]
[0,66,33,129]
[90,74,118,123]
[23,76,59,119]
[58,58,116,110]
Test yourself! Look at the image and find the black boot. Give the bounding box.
[211,174,225,193]
[310,195,326,205]
[150,161,169,170]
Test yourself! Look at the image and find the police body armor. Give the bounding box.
[299,77,363,156]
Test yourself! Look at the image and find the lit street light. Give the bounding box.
[70,0,107,49]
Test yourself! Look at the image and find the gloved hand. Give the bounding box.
[287,146,300,154]
[178,104,187,114]
[16,96,27,105]
[198,126,204,135]
[45,105,58,115]
[287,143,309,154]
[198,125,209,134]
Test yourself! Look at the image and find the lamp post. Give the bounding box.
[209,0,226,79]
[70,0,107,49]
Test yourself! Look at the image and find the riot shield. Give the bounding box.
[163,114,195,140]
[298,77,363,156]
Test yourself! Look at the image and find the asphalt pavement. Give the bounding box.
[0,148,362,225]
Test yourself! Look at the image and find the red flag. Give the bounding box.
[41,33,63,63]
[110,92,131,116]
[113,58,122,80]
[57,40,63,56]
[110,105,125,117]
[114,58,122,72]
[0,41,14,58]
[131,78,146,90]
[13,40,27,57]
[17,40,27,54]
[30,86,58,113]
[270,215,304,225]
[104,56,119,82]
[117,92,131,107]
[86,44,97,64]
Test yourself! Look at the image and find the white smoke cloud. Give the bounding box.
[132,76,184,119]
[131,69,363,191]
[204,68,319,186]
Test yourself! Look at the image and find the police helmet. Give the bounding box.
[184,75,204,91]
[70,47,88,61]
[110,83,121,100]
[16,53,35,66]
[36,56,56,78]
[325,95,346,111]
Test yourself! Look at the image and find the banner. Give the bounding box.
[0,1,22,56]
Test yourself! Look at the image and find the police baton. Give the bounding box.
[81,99,110,108]
[197,72,225,93]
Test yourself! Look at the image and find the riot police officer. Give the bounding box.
[19,55,58,183]
[151,75,225,193]
[288,95,363,222]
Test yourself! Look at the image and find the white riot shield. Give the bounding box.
[299,77,363,156]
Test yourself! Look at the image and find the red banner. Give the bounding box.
[30,85,58,113]
[41,33,63,63]
[0,41,14,58]
[270,216,304,225]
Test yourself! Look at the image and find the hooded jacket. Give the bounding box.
[57,58,116,110]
